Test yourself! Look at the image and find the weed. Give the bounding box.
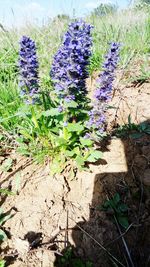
[0,208,10,242]
[55,247,93,267]
[131,59,150,85]
[115,115,150,138]
[101,193,129,229]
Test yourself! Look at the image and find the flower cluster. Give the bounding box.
[50,20,93,108]
[94,42,120,102]
[88,42,120,133]
[19,36,39,104]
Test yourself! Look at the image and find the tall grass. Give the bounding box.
[88,8,150,71]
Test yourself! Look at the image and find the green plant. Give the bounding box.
[131,60,150,85]
[0,208,12,241]
[115,115,138,137]
[0,260,5,267]
[10,21,117,174]
[16,103,103,173]
[102,193,129,229]
[115,115,150,138]
[56,247,93,267]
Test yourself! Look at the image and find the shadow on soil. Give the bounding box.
[54,120,150,267]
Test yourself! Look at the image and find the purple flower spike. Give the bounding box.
[50,20,93,107]
[95,42,120,103]
[88,42,120,133]
[19,36,39,104]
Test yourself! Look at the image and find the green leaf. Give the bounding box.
[145,128,150,134]
[129,133,142,139]
[50,127,59,134]
[73,147,80,155]
[113,193,120,205]
[75,155,85,167]
[86,261,93,267]
[67,123,84,132]
[17,144,29,156]
[128,114,132,125]
[50,156,66,175]
[0,213,12,226]
[0,260,5,267]
[72,259,84,267]
[143,125,150,134]
[117,216,129,229]
[0,208,3,215]
[0,189,15,196]
[140,122,147,131]
[19,129,33,141]
[103,200,111,209]
[1,158,13,172]
[64,150,75,157]
[80,137,93,147]
[55,137,67,146]
[64,100,78,108]
[0,229,7,241]
[107,105,117,110]
[118,203,128,212]
[42,108,60,117]
[86,150,103,162]
[0,134,4,141]
[16,137,24,143]
[14,173,21,193]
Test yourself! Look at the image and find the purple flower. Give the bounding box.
[63,121,68,127]
[50,20,93,107]
[19,36,39,104]
[58,105,63,112]
[95,42,120,102]
[88,42,120,133]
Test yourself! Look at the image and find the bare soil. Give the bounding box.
[0,66,150,267]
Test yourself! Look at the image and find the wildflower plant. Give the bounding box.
[17,23,120,174]
[50,21,93,110]
[19,36,39,104]
[88,42,120,137]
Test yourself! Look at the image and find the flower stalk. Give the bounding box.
[19,36,39,104]
[50,20,93,108]
[88,42,120,134]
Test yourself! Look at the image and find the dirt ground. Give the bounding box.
[0,65,150,267]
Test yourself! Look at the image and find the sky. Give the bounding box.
[0,0,131,28]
